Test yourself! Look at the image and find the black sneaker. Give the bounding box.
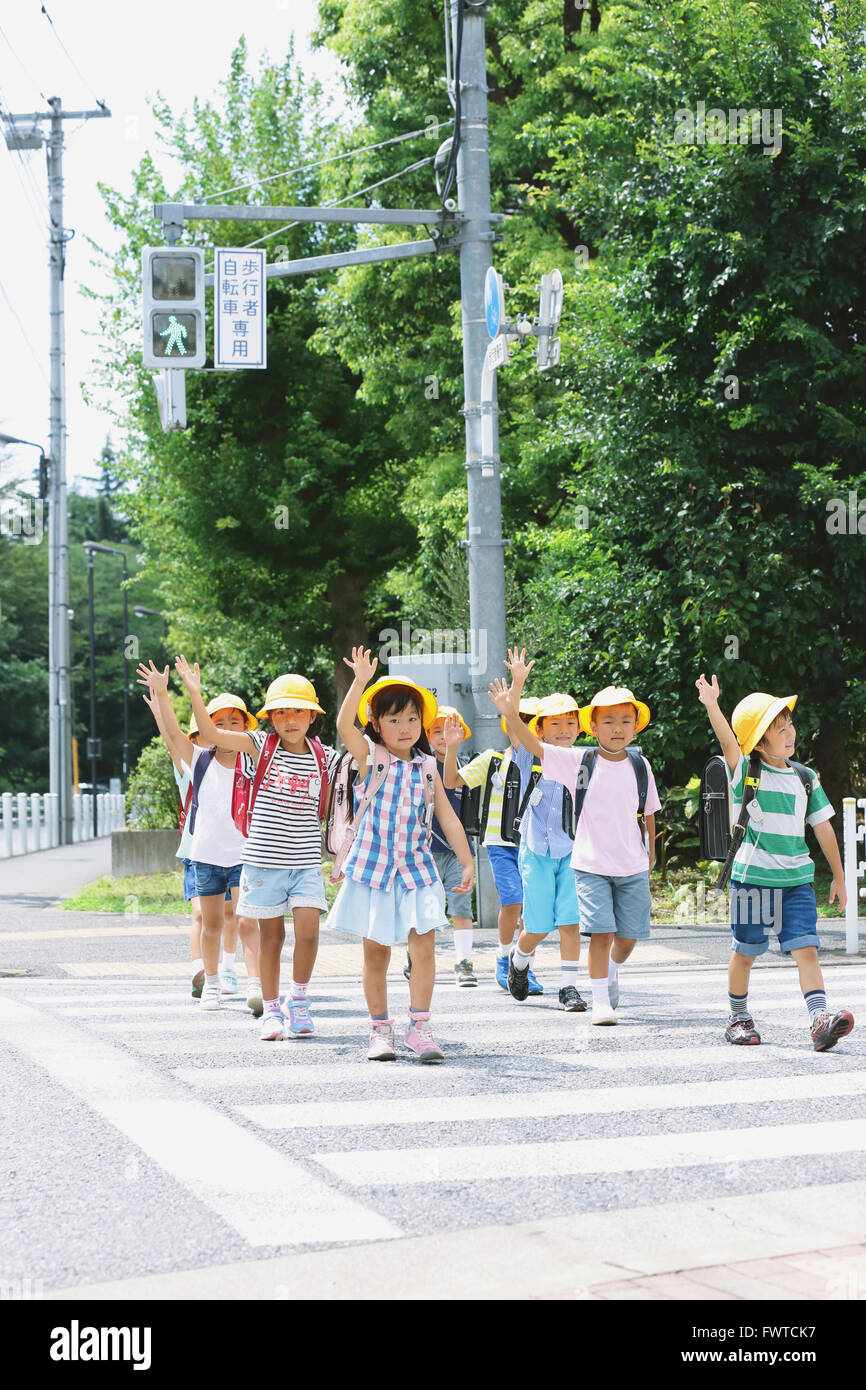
[811,1009,854,1052]
[725,1014,761,1045]
[403,953,411,981]
[454,959,477,987]
[508,957,530,1001]
[558,985,587,1012]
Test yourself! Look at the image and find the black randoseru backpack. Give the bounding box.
[699,753,813,890]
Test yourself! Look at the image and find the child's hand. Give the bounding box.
[829,877,848,911]
[135,660,169,694]
[504,646,535,689]
[442,713,465,748]
[342,645,378,685]
[695,673,720,706]
[141,689,160,716]
[488,676,515,714]
[175,654,201,694]
[457,860,475,894]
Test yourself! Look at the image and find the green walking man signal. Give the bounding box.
[142,247,205,369]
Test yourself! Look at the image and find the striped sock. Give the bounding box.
[292,982,308,1000]
[804,989,827,1022]
[512,945,533,970]
[728,992,750,1021]
[561,961,580,990]
[264,997,281,1014]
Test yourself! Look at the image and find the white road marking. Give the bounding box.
[0,995,401,1247]
[238,1070,866,1130]
[552,1045,864,1070]
[174,1062,478,1088]
[314,1116,866,1185]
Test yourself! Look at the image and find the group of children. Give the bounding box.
[135,644,855,1063]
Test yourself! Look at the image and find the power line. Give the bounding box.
[0,19,46,101]
[0,275,49,386]
[202,120,453,203]
[38,3,107,109]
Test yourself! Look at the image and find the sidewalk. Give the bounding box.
[0,837,111,909]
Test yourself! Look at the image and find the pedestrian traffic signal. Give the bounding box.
[141,247,206,369]
[536,269,563,372]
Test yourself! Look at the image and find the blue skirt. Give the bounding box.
[324,874,448,947]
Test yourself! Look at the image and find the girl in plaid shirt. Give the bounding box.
[326,646,474,1062]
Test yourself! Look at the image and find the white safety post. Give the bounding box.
[843,798,861,955]
[30,793,42,851]
[1,793,13,857]
[45,793,59,847]
[16,793,28,853]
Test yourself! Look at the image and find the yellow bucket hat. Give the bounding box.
[528,693,580,737]
[187,713,199,737]
[501,696,542,737]
[357,677,438,730]
[579,686,650,736]
[731,692,797,756]
[427,704,471,739]
[256,674,324,719]
[205,692,258,731]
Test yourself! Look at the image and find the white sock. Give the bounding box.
[292,982,308,1000]
[246,976,261,993]
[191,957,204,976]
[497,941,511,960]
[590,978,610,1007]
[608,958,620,983]
[512,945,533,970]
[204,972,220,989]
[453,929,474,961]
[561,961,580,989]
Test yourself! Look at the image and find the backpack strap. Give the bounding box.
[512,760,543,837]
[306,735,329,820]
[186,746,217,837]
[625,746,649,845]
[786,759,814,802]
[572,747,599,828]
[330,742,393,880]
[716,751,762,891]
[480,750,504,834]
[561,786,575,839]
[178,781,193,833]
[244,732,281,836]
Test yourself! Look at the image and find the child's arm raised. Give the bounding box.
[489,677,543,759]
[338,645,378,780]
[813,820,847,911]
[695,673,740,774]
[175,654,256,757]
[432,772,475,893]
[140,679,185,777]
[442,714,467,790]
[136,661,194,771]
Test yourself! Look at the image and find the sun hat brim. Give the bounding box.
[255,697,325,719]
[357,677,438,730]
[578,689,651,736]
[738,694,797,755]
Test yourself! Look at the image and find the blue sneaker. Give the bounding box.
[527,967,543,995]
[495,954,511,990]
[284,997,315,1036]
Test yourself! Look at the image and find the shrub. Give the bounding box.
[126,735,180,830]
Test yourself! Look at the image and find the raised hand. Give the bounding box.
[135,660,169,694]
[442,713,465,747]
[342,645,378,685]
[488,676,514,714]
[695,672,720,706]
[175,654,201,694]
[504,645,535,688]
[141,688,160,717]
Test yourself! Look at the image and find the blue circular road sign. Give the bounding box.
[484,267,505,339]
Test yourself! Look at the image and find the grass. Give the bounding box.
[61,864,344,915]
[652,862,847,923]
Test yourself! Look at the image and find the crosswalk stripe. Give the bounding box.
[0,994,401,1247]
[174,1062,477,1088]
[237,1070,866,1131]
[552,1045,863,1071]
[313,1116,866,1185]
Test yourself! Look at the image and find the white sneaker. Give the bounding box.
[200,981,221,1011]
[261,1009,286,1041]
[591,1002,617,1026]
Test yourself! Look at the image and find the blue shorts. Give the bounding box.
[729,881,820,957]
[433,849,473,919]
[191,860,243,900]
[237,863,327,918]
[182,858,233,903]
[519,845,579,935]
[485,844,522,907]
[575,870,651,940]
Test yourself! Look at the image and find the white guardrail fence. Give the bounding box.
[843,797,866,955]
[0,792,126,857]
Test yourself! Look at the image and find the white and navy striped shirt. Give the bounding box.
[239,730,341,869]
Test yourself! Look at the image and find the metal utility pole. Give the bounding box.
[450,1,507,759]
[2,97,111,844]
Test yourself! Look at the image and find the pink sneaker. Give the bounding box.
[367,1019,396,1061]
[403,1010,444,1063]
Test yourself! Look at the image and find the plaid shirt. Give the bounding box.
[343,742,437,891]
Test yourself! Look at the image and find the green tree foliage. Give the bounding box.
[126,733,181,829]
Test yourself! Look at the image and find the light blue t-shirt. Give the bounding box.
[173,764,194,861]
[513,742,574,860]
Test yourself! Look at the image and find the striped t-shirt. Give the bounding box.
[239,731,341,869]
[458,746,514,847]
[727,754,833,887]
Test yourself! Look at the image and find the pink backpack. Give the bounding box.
[232,733,328,837]
[327,744,436,884]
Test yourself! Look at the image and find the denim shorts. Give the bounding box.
[237,863,328,918]
[485,844,523,907]
[519,845,579,935]
[575,870,651,940]
[729,881,820,957]
[191,860,243,899]
[433,849,473,919]
[182,858,232,903]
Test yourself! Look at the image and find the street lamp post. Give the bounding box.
[133,605,168,643]
[83,544,100,836]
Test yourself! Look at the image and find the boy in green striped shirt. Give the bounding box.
[696,674,853,1052]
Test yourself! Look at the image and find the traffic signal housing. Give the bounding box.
[142,247,206,369]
